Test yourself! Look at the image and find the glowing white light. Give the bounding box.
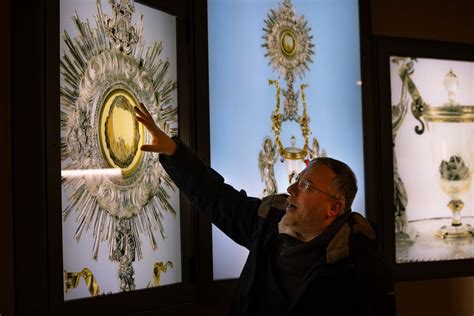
[61,168,122,178]
[284,158,304,184]
[356,80,362,86]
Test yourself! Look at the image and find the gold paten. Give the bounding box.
[98,89,145,176]
[280,30,297,56]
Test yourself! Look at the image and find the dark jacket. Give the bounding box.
[160,139,395,316]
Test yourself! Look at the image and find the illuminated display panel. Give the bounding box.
[208,0,365,280]
[390,57,474,263]
[60,0,181,300]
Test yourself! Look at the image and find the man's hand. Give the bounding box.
[134,103,177,155]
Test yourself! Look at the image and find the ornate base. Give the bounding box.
[396,217,474,263]
[436,223,474,239]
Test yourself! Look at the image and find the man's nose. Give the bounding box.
[287,181,298,196]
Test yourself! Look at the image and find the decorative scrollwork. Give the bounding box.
[153,261,173,287]
[299,83,310,156]
[65,268,101,297]
[269,80,284,157]
[396,57,426,135]
[102,0,139,54]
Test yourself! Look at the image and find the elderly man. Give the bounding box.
[134,103,395,316]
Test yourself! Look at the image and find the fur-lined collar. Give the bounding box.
[326,212,376,263]
[258,194,376,264]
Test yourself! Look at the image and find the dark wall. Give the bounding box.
[0,0,14,315]
[395,277,474,316]
[372,0,474,44]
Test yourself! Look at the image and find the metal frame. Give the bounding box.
[10,0,200,314]
[369,36,474,281]
[196,0,374,303]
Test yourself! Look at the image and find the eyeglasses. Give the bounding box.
[295,175,342,201]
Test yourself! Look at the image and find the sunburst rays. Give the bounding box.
[262,0,314,79]
[60,0,178,269]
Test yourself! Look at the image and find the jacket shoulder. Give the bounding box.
[257,194,288,219]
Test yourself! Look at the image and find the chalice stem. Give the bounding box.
[448,199,464,226]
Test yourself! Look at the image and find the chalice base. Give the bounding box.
[436,223,473,239]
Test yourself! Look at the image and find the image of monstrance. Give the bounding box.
[259,0,326,197]
[60,0,180,299]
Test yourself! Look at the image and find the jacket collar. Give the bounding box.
[258,194,377,264]
[326,212,376,263]
[276,209,376,264]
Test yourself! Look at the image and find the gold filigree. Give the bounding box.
[299,83,310,156]
[65,268,101,297]
[269,80,284,157]
[423,105,474,122]
[153,261,173,287]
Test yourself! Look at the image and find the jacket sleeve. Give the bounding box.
[159,138,261,249]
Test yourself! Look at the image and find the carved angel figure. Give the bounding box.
[259,137,278,197]
[309,137,326,160]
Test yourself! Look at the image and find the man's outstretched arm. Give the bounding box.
[134,103,261,248]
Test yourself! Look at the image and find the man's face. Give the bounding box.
[283,163,342,239]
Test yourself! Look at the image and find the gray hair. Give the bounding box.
[310,157,357,212]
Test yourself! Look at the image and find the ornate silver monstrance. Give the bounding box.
[61,0,177,293]
[259,0,325,196]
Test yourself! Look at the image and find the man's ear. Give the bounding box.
[328,200,344,217]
